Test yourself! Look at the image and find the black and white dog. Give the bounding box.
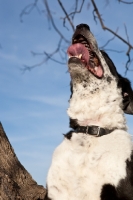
[46,24,133,200]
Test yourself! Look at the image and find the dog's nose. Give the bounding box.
[76,24,90,31]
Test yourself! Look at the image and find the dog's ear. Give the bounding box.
[101,50,133,115]
[118,75,133,115]
[100,50,119,79]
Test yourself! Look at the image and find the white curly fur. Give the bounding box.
[67,73,127,130]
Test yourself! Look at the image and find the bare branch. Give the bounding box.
[67,0,85,20]
[91,0,133,70]
[118,0,133,4]
[100,28,124,53]
[100,28,119,49]
[21,38,67,73]
[43,0,70,44]
[123,23,133,71]
[20,57,66,73]
[100,36,115,49]
[125,54,131,74]
[57,0,75,31]
[20,0,41,22]
[125,58,133,75]
[63,0,85,22]
[43,51,66,64]
[101,49,124,53]
[72,0,78,21]
[91,0,133,48]
[124,23,130,44]
[59,0,85,31]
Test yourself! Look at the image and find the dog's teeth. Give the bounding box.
[95,66,98,71]
[78,54,82,59]
[73,39,77,43]
[68,54,82,59]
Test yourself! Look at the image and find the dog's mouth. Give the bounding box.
[67,34,103,78]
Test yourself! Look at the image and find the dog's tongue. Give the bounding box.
[67,43,89,65]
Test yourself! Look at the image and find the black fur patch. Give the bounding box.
[69,118,78,130]
[64,130,74,140]
[101,153,133,200]
[100,50,119,79]
[101,50,133,115]
[101,184,119,200]
[106,76,112,83]
[116,152,133,199]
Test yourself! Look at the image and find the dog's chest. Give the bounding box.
[47,131,132,200]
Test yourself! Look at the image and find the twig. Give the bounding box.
[91,0,133,48]
[123,23,132,71]
[43,0,70,43]
[59,0,85,31]
[124,23,130,44]
[118,0,133,4]
[101,48,124,53]
[20,0,41,22]
[21,56,66,73]
[100,29,118,49]
[91,0,133,70]
[58,0,75,31]
[72,0,78,21]
[64,0,85,20]
[21,38,67,72]
[125,58,133,75]
[125,54,131,73]
[66,0,85,20]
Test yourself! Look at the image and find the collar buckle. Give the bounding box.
[86,126,89,134]
[96,126,100,137]
[86,126,100,136]
[75,125,111,137]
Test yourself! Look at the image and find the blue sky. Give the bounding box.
[0,0,133,186]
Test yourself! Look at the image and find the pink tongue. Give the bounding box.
[67,43,90,64]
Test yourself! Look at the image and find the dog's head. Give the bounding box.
[67,24,133,118]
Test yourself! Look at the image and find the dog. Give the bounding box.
[45,24,133,200]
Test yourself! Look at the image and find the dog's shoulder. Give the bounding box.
[46,130,133,200]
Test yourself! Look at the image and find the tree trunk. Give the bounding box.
[0,122,46,200]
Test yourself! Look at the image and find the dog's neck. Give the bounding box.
[67,75,127,131]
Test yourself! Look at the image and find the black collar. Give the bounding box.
[75,125,113,137]
[64,126,114,140]
[64,125,114,140]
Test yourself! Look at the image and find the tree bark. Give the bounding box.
[0,122,46,200]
